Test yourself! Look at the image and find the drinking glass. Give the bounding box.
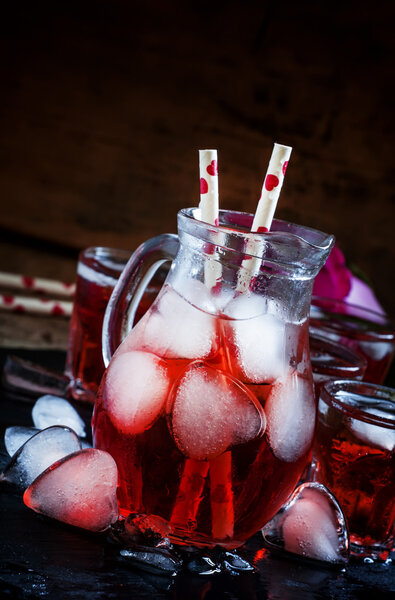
[314,379,395,560]
[309,332,367,399]
[65,247,131,402]
[310,296,395,384]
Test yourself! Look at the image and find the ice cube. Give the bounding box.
[265,371,315,462]
[32,395,86,438]
[121,283,217,360]
[224,294,286,383]
[23,448,119,532]
[1,426,82,489]
[4,426,40,456]
[261,482,349,565]
[118,547,181,576]
[349,407,395,452]
[103,350,170,434]
[170,363,265,460]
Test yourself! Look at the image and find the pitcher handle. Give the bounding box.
[102,233,179,367]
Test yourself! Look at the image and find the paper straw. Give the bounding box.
[198,149,219,227]
[0,272,75,298]
[198,149,221,289]
[170,460,209,527]
[210,451,234,539]
[0,293,73,317]
[236,143,292,292]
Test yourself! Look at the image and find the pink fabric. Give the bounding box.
[313,245,352,300]
[313,245,385,315]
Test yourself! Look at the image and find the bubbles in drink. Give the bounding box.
[32,395,86,438]
[169,362,265,460]
[224,294,286,382]
[265,371,315,462]
[103,350,171,434]
[23,448,119,532]
[262,483,349,565]
[1,426,82,489]
[4,426,40,456]
[122,283,217,360]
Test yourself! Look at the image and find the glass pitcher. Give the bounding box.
[92,208,334,549]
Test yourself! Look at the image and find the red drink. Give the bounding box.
[65,247,131,402]
[310,333,367,400]
[310,296,395,384]
[314,379,395,560]
[93,282,316,549]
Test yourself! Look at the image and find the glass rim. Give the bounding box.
[311,296,395,341]
[320,379,395,429]
[81,246,132,260]
[179,208,334,252]
[309,332,367,375]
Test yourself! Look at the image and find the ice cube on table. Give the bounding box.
[1,426,82,489]
[23,448,119,532]
[170,362,265,460]
[261,482,349,565]
[118,547,181,576]
[265,371,315,462]
[4,426,40,456]
[32,395,86,438]
[4,425,91,457]
[224,294,287,383]
[103,350,170,434]
[120,282,217,360]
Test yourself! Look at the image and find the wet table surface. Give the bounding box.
[0,348,394,600]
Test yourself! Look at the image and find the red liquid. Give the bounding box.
[310,333,367,400]
[66,273,115,401]
[310,299,395,385]
[93,285,316,549]
[314,400,395,556]
[66,250,161,402]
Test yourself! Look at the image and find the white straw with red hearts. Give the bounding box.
[0,271,75,298]
[198,149,222,290]
[236,143,292,292]
[171,149,234,541]
[0,293,73,317]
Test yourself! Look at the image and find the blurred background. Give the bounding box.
[0,0,393,348]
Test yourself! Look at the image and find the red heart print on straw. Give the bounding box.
[200,178,209,194]
[207,160,218,176]
[237,142,292,292]
[264,174,279,191]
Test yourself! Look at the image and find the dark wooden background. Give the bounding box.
[0,1,394,321]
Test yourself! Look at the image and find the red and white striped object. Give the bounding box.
[0,293,73,317]
[0,272,75,298]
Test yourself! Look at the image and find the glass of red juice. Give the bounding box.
[310,332,367,400]
[314,379,395,560]
[65,247,131,402]
[310,296,395,384]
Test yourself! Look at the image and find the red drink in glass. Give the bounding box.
[310,296,395,384]
[93,282,316,549]
[65,247,131,402]
[310,332,367,399]
[314,379,395,560]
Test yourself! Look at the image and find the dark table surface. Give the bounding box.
[0,348,394,600]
